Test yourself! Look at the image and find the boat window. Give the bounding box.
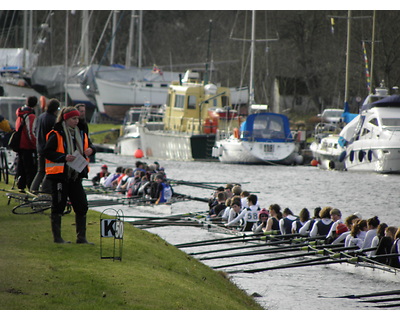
[369,118,378,126]
[381,118,400,131]
[221,95,229,107]
[174,95,184,109]
[361,128,370,136]
[187,95,196,109]
[253,114,285,140]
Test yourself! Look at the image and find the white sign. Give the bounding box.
[101,219,124,239]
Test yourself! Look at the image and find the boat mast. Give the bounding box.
[249,11,256,106]
[369,10,376,94]
[344,10,351,110]
[81,10,90,66]
[64,11,69,106]
[138,10,143,69]
[125,10,136,68]
[204,19,213,85]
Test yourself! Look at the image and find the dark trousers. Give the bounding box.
[16,149,37,190]
[50,178,88,217]
[30,154,52,194]
[50,178,88,242]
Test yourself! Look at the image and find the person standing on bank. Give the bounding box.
[31,99,60,194]
[15,96,38,192]
[75,103,88,134]
[44,107,96,244]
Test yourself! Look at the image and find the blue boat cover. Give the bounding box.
[240,113,293,142]
[361,94,400,112]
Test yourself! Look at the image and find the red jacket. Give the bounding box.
[15,106,36,150]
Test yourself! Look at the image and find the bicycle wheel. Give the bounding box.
[0,149,9,184]
[12,200,51,215]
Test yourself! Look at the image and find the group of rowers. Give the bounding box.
[91,160,172,204]
[208,183,400,268]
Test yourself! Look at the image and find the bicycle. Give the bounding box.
[6,191,72,215]
[0,147,9,184]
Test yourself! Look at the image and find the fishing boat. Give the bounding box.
[212,111,298,164]
[136,69,241,160]
[339,94,400,173]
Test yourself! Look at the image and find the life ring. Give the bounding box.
[233,128,240,139]
[40,96,46,111]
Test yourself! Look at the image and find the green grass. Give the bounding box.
[88,124,120,144]
[0,179,262,310]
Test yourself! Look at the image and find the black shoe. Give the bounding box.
[76,238,94,245]
[54,238,71,244]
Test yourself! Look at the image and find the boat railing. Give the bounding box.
[166,115,202,134]
[216,129,232,141]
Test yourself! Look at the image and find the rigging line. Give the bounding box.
[31,11,53,59]
[97,10,126,71]
[70,10,94,68]
[90,11,113,66]
[3,11,17,49]
[0,10,10,48]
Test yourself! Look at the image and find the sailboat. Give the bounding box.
[212,11,299,165]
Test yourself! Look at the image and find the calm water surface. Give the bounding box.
[92,153,400,310]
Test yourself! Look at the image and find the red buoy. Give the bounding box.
[311,159,319,166]
[134,148,144,159]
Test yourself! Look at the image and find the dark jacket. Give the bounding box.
[35,111,57,154]
[44,122,96,181]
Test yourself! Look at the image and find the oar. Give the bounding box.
[172,192,210,203]
[332,289,400,299]
[188,236,328,255]
[189,238,295,256]
[175,233,262,248]
[199,243,346,261]
[359,297,400,303]
[212,246,355,269]
[228,256,350,274]
[376,303,400,308]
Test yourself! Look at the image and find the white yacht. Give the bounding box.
[339,95,400,173]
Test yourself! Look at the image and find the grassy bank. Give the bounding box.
[0,180,262,310]
[88,124,120,145]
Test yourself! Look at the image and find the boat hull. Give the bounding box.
[138,125,215,161]
[95,78,169,120]
[213,138,297,164]
[310,135,346,170]
[115,136,141,156]
[344,145,400,173]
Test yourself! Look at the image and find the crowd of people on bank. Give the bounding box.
[1,96,175,243]
[207,184,400,268]
[2,97,96,244]
[92,160,172,205]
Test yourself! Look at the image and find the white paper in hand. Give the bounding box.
[66,150,87,173]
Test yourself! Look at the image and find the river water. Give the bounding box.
[91,152,400,311]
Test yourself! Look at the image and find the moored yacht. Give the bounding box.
[339,95,400,173]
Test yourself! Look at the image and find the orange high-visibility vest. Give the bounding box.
[45,130,90,175]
